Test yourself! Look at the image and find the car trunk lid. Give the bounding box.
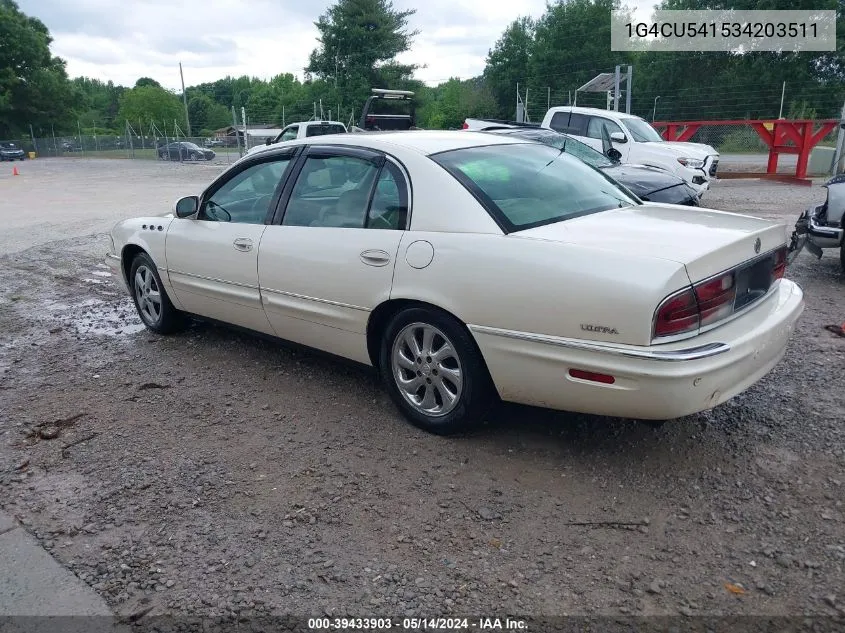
[513,203,788,283]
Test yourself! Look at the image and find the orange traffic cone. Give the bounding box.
[12,166,19,176]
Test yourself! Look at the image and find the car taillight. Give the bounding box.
[653,288,699,338]
[694,272,736,326]
[462,122,469,129]
[772,246,787,279]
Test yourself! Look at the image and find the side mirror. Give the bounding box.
[610,131,627,144]
[174,195,199,218]
[606,147,622,162]
[265,138,271,145]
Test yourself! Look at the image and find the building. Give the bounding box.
[211,124,281,145]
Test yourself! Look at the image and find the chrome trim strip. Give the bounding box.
[260,286,368,312]
[168,269,258,290]
[468,325,731,362]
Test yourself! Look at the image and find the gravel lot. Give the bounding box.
[1,159,844,627]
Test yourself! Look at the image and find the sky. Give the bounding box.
[15,0,598,90]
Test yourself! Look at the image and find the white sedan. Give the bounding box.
[106,131,804,435]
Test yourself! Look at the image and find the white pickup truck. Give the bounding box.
[465,107,719,196]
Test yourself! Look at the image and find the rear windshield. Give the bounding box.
[306,124,346,137]
[432,143,638,232]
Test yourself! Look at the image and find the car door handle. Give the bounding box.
[233,238,253,252]
[360,249,391,267]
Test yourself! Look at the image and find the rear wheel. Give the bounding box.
[129,253,185,334]
[379,307,495,435]
[840,242,845,273]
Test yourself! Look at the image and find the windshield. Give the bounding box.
[524,131,613,169]
[433,143,638,232]
[624,117,664,143]
[183,142,201,150]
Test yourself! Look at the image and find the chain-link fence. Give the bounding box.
[0,134,256,166]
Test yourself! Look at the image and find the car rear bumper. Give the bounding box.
[469,279,803,420]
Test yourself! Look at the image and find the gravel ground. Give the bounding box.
[1,160,844,628]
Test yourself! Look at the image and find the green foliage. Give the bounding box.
[135,77,162,89]
[307,0,418,112]
[118,85,185,131]
[418,78,498,129]
[0,0,80,137]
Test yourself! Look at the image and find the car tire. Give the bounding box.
[840,242,845,274]
[379,307,495,435]
[190,152,199,161]
[129,252,186,334]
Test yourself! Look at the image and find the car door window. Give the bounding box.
[201,157,292,224]
[367,163,408,230]
[586,117,623,140]
[549,112,587,136]
[279,126,298,141]
[282,154,380,228]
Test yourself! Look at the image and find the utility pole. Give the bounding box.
[831,100,845,175]
[547,87,550,113]
[241,106,248,151]
[179,62,192,137]
[232,106,243,157]
[29,124,36,155]
[625,65,632,114]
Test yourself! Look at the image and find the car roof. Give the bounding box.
[249,130,526,158]
[548,106,641,120]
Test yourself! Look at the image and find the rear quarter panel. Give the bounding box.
[389,231,691,346]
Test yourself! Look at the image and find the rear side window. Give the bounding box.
[432,143,637,233]
[549,112,587,135]
[306,124,346,137]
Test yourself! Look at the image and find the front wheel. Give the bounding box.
[379,307,495,435]
[129,253,186,334]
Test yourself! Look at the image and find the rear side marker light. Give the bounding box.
[569,369,616,384]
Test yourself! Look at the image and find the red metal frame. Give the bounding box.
[653,119,839,180]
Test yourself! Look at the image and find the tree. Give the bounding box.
[484,17,535,118]
[187,93,230,134]
[135,77,162,89]
[418,78,497,129]
[118,85,185,131]
[306,0,419,112]
[0,0,79,137]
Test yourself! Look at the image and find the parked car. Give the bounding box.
[204,138,224,148]
[157,142,215,161]
[106,131,803,435]
[0,142,26,161]
[787,173,845,272]
[275,121,347,143]
[61,141,81,152]
[466,108,720,197]
[248,121,349,155]
[480,125,701,206]
[541,107,719,196]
